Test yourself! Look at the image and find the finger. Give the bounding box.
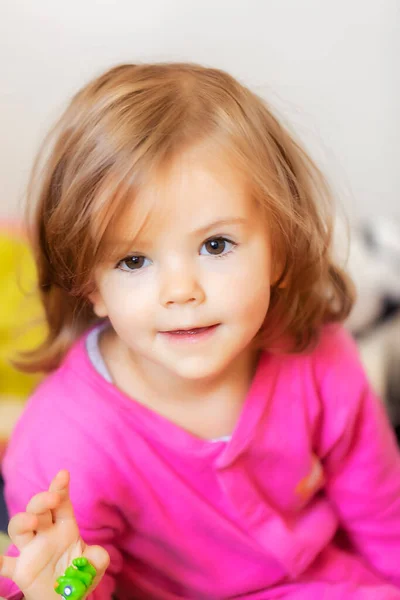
[83,545,110,592]
[49,470,76,522]
[26,490,60,531]
[8,512,37,551]
[48,470,69,495]
[0,554,17,581]
[26,490,60,514]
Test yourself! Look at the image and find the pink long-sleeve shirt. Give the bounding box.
[1,325,400,599]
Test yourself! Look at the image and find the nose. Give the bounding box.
[159,263,205,308]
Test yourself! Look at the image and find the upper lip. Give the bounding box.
[160,324,219,333]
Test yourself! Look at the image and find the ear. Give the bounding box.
[271,254,289,289]
[271,268,287,289]
[275,275,287,289]
[88,289,109,318]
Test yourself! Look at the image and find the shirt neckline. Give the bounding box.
[66,324,277,462]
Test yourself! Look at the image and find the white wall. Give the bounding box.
[0,0,398,219]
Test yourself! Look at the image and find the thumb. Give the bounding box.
[83,545,110,593]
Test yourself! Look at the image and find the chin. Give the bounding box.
[172,357,229,382]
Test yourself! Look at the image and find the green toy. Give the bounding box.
[54,557,96,600]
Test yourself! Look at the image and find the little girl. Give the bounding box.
[0,63,400,600]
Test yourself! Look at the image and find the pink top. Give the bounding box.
[1,325,400,599]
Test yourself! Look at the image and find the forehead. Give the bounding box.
[104,146,258,248]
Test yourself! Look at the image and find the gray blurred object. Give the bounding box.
[342,217,400,428]
[346,218,400,334]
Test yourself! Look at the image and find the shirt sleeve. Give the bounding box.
[315,327,400,585]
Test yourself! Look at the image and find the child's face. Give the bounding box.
[91,147,273,383]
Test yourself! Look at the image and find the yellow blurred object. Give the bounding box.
[0,227,45,410]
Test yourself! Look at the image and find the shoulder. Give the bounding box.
[312,324,361,365]
[310,324,368,393]
[3,332,117,491]
[306,325,378,458]
[9,332,103,433]
[14,326,114,420]
[270,325,366,401]
[270,325,371,446]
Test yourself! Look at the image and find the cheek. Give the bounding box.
[99,274,155,325]
[208,259,271,320]
[227,282,271,322]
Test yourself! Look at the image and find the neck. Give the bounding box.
[139,346,258,403]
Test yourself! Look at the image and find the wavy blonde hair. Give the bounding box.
[21,62,354,372]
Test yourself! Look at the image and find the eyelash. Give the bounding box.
[200,236,237,258]
[115,236,238,272]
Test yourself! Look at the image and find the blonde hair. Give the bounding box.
[21,62,354,373]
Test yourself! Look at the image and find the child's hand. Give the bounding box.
[0,471,109,600]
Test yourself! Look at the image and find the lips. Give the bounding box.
[161,325,219,334]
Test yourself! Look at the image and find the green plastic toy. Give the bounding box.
[54,557,96,600]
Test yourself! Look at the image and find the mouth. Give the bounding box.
[159,324,220,341]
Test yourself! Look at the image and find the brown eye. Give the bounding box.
[206,239,225,254]
[201,238,235,256]
[117,256,148,271]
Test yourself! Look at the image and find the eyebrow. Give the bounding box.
[193,217,248,237]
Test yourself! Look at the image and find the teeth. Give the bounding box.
[162,325,217,334]
[176,329,197,334]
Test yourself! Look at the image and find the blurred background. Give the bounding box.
[0,0,399,535]
[1,0,399,220]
